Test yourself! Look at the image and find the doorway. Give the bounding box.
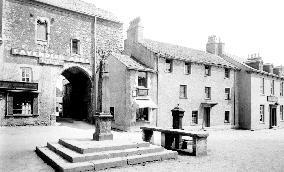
[204,107,211,127]
[269,105,277,128]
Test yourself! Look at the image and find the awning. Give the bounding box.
[201,102,218,107]
[134,99,158,109]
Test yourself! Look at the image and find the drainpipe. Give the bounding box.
[156,55,159,127]
[91,16,97,122]
[233,70,236,126]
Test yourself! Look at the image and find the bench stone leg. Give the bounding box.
[192,137,207,156]
[161,133,174,149]
[142,130,154,143]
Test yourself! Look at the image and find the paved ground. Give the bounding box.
[1,122,284,172]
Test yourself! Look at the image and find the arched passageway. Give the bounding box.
[61,66,92,120]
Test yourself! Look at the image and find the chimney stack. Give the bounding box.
[206,35,224,56]
[127,17,144,42]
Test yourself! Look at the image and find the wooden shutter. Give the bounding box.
[33,94,39,116]
[7,93,13,116]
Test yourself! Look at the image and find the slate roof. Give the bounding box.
[111,53,155,72]
[139,39,237,69]
[32,0,121,22]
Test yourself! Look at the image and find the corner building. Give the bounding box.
[0,0,123,126]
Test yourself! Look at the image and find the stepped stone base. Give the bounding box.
[36,138,178,172]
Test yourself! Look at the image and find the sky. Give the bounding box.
[83,0,284,65]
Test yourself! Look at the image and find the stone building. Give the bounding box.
[0,0,123,126]
[220,51,284,130]
[112,18,239,130]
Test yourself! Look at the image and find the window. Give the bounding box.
[224,111,230,123]
[165,59,173,73]
[7,92,38,116]
[225,88,230,100]
[136,108,149,121]
[260,105,265,123]
[184,62,191,75]
[205,65,211,76]
[271,80,275,95]
[280,105,283,121]
[225,68,230,78]
[36,18,48,42]
[179,85,187,99]
[21,67,32,82]
[192,111,198,124]
[280,82,283,96]
[138,71,147,87]
[205,87,211,99]
[71,39,80,54]
[260,78,265,95]
[110,107,114,118]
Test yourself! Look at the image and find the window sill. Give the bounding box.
[179,97,188,99]
[136,120,150,123]
[224,122,230,124]
[36,40,48,45]
[259,122,265,124]
[260,94,265,96]
[190,123,198,126]
[6,114,38,118]
[225,98,231,100]
[205,98,211,100]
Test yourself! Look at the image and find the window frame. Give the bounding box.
[260,105,265,123]
[271,80,275,95]
[260,78,265,95]
[35,17,50,45]
[205,65,211,76]
[224,111,230,123]
[224,68,230,78]
[192,111,198,124]
[138,71,148,88]
[179,85,187,99]
[280,105,284,121]
[136,107,149,122]
[71,39,81,55]
[184,62,191,75]
[21,67,32,82]
[110,107,115,119]
[225,88,231,100]
[165,59,173,73]
[205,87,211,99]
[280,82,283,96]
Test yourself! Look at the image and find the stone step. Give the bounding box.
[47,142,165,163]
[58,138,150,154]
[36,146,178,172]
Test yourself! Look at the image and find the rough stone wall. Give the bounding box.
[0,0,123,126]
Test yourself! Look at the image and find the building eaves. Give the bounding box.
[111,53,156,73]
[31,0,121,23]
[138,39,239,70]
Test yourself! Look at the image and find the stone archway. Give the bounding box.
[61,66,92,120]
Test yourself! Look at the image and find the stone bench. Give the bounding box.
[140,126,209,156]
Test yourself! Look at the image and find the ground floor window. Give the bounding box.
[224,111,230,123]
[260,105,265,123]
[192,111,198,124]
[136,108,149,121]
[7,92,38,116]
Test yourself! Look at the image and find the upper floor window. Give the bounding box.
[205,87,211,99]
[184,62,191,75]
[205,65,211,76]
[21,67,32,82]
[192,111,198,124]
[260,105,265,123]
[165,59,173,73]
[280,105,283,121]
[225,88,230,100]
[280,82,283,96]
[71,39,80,55]
[138,71,147,88]
[260,78,265,95]
[271,80,275,95]
[179,85,187,99]
[36,18,49,43]
[225,68,230,78]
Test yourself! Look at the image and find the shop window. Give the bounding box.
[136,108,149,121]
[179,85,187,99]
[224,111,230,123]
[192,111,198,124]
[225,88,230,100]
[165,59,173,73]
[138,71,147,87]
[184,62,191,75]
[225,68,230,78]
[260,105,265,123]
[7,92,38,116]
[260,78,265,95]
[21,67,32,82]
[205,87,211,99]
[36,18,49,43]
[205,65,211,76]
[280,105,283,121]
[71,39,80,55]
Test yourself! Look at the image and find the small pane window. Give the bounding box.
[225,68,230,78]
[165,59,173,73]
[21,68,32,82]
[260,105,265,123]
[225,88,230,100]
[260,78,265,94]
[138,71,147,87]
[179,85,187,99]
[136,108,149,121]
[205,87,211,99]
[205,65,211,76]
[224,111,230,123]
[12,93,33,115]
[192,111,198,124]
[71,39,80,54]
[36,19,48,41]
[184,62,191,75]
[271,80,275,95]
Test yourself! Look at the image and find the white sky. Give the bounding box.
[83,0,284,65]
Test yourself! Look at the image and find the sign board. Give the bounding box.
[0,81,38,90]
[267,96,278,102]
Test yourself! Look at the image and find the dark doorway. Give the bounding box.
[61,67,92,121]
[204,107,211,127]
[270,105,277,128]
